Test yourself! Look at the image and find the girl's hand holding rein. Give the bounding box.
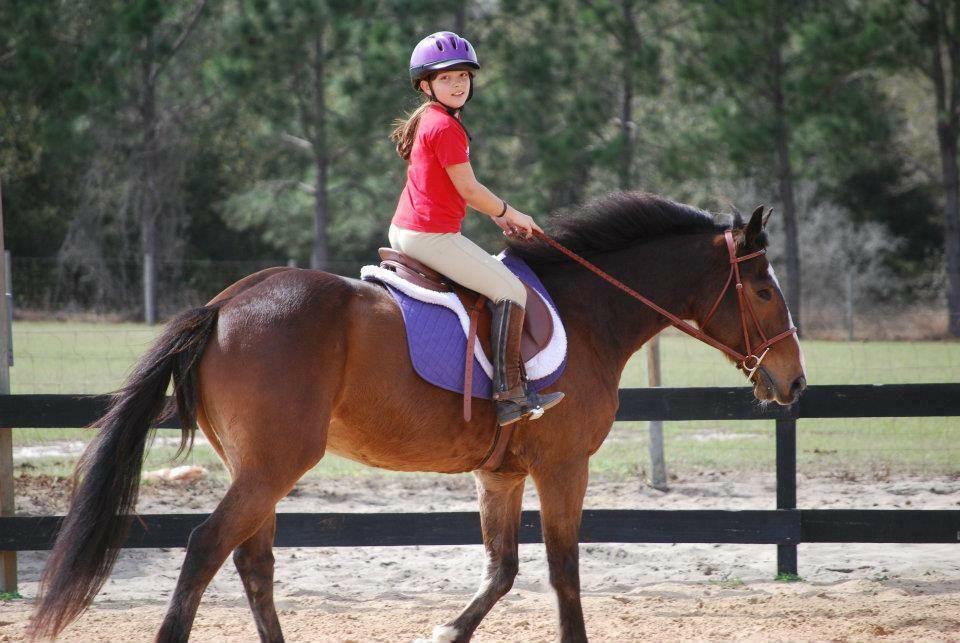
[495,206,541,240]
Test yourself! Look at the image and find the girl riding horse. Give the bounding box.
[389,31,564,427]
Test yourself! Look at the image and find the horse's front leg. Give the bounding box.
[419,470,526,643]
[531,457,589,643]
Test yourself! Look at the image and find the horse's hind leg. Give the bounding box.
[426,471,525,643]
[234,513,283,643]
[156,476,294,643]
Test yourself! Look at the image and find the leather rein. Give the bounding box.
[531,229,798,379]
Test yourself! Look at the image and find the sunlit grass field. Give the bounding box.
[9,321,960,479]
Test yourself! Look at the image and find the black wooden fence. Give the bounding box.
[1,384,959,578]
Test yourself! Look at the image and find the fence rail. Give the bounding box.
[3,510,959,552]
[2,384,959,580]
[5,383,959,426]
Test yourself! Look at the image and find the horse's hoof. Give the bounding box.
[411,624,460,643]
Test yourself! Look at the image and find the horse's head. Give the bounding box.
[700,205,807,405]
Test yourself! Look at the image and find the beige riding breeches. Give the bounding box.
[388,224,527,306]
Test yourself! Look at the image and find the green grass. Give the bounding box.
[594,331,960,478]
[9,322,960,480]
[775,573,803,583]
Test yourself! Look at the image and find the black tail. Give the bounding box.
[28,305,220,640]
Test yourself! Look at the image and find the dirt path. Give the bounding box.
[4,472,959,641]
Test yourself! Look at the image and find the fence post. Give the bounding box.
[776,417,798,577]
[143,251,156,325]
[0,179,16,592]
[646,337,668,490]
[845,272,854,341]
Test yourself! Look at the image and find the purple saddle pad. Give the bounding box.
[371,252,565,399]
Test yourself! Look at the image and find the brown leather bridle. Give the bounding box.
[531,229,798,379]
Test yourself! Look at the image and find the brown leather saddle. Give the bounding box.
[378,248,554,362]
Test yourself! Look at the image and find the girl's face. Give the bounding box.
[420,70,471,108]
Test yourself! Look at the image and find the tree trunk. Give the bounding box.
[310,28,329,271]
[938,127,960,335]
[770,1,802,333]
[619,0,637,191]
[930,0,960,336]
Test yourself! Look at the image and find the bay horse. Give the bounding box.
[29,192,806,642]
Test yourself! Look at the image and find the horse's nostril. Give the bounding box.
[791,376,807,396]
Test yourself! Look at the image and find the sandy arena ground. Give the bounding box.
[3,471,960,642]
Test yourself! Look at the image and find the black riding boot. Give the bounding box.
[492,299,564,426]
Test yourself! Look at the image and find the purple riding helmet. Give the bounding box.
[409,31,480,106]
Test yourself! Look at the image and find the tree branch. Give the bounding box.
[281,133,314,154]
[150,0,209,84]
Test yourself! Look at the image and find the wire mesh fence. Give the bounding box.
[12,256,367,319]
[11,254,956,338]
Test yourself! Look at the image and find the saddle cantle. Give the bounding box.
[377,248,554,362]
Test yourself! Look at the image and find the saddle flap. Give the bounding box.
[521,283,553,353]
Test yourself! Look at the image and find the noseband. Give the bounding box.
[531,229,798,379]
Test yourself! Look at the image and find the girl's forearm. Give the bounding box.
[464,181,507,218]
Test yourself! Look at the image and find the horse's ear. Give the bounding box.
[745,205,765,247]
[763,207,773,228]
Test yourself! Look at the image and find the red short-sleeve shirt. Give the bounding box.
[392,104,470,233]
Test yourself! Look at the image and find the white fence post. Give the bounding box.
[646,336,668,491]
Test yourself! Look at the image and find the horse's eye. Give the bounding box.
[757,288,772,301]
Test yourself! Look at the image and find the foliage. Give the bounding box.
[0,0,949,323]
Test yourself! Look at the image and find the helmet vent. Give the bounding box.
[436,41,444,51]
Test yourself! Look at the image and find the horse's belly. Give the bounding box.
[325,415,485,474]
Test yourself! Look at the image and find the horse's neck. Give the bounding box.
[540,234,719,377]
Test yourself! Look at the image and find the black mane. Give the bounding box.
[505,191,728,264]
